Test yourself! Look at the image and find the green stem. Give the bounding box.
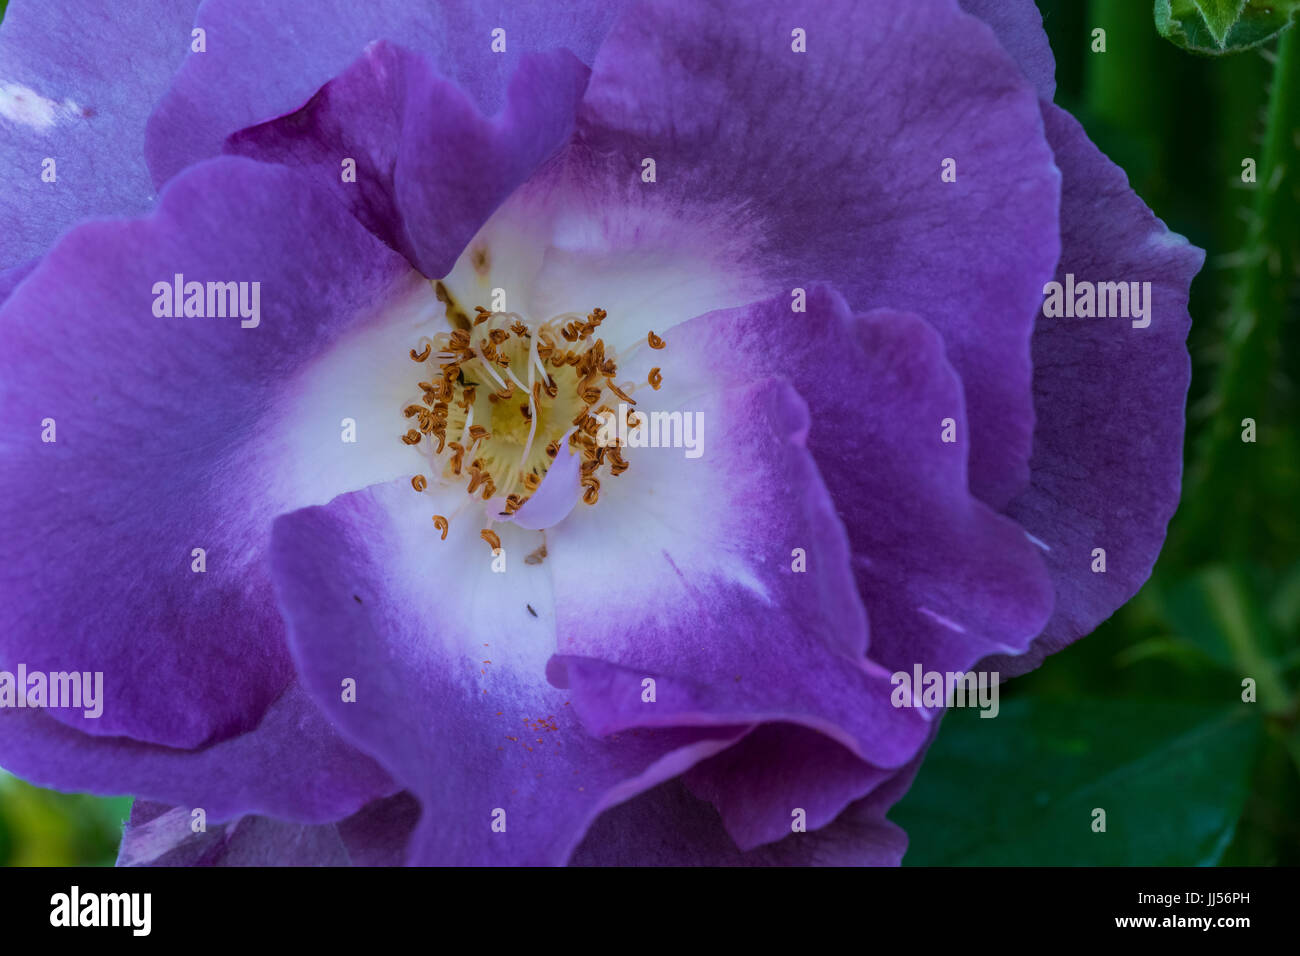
[1183,28,1300,559]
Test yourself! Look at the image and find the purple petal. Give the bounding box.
[613,287,1055,678]
[542,289,1044,845]
[1,685,394,825]
[0,157,416,749]
[958,0,1057,100]
[117,791,419,866]
[681,724,894,850]
[146,0,630,187]
[577,0,1061,507]
[988,105,1204,675]
[226,42,590,278]
[117,801,346,867]
[572,724,934,865]
[571,779,901,866]
[0,259,35,308]
[503,436,582,530]
[543,371,931,842]
[0,0,198,268]
[268,480,750,865]
[335,792,423,866]
[434,146,771,356]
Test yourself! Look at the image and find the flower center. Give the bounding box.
[399,282,667,546]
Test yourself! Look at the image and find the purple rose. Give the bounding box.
[0,0,1202,866]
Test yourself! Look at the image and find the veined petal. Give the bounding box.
[226,42,591,280]
[576,0,1062,508]
[573,723,935,865]
[0,685,395,825]
[612,287,1055,677]
[269,479,749,865]
[434,143,770,356]
[116,792,419,866]
[958,0,1057,100]
[0,260,35,309]
[0,0,199,269]
[987,105,1204,675]
[545,374,929,784]
[680,724,895,851]
[542,289,1044,845]
[0,157,418,751]
[146,0,632,187]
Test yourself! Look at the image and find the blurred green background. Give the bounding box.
[0,774,129,866]
[0,0,1296,866]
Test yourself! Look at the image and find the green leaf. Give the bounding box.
[1156,0,1300,54]
[892,697,1262,865]
[1193,0,1248,45]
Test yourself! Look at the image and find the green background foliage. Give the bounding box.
[0,773,129,866]
[0,0,1295,866]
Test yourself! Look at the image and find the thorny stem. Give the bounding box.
[1183,27,1300,559]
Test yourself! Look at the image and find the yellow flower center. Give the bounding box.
[399,281,667,547]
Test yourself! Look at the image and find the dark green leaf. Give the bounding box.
[893,697,1262,865]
